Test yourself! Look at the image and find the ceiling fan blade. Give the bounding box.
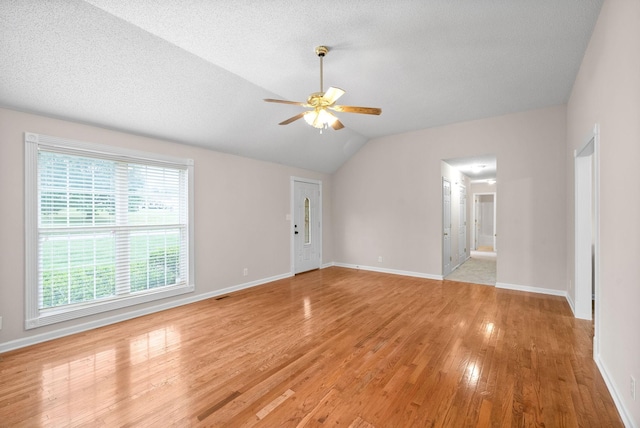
[323,87,345,105]
[264,98,307,106]
[279,112,305,125]
[331,105,382,115]
[331,119,345,130]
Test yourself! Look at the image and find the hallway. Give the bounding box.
[445,250,496,285]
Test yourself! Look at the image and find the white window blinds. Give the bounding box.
[25,133,194,328]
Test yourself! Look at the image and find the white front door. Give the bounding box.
[294,180,321,274]
[442,178,452,276]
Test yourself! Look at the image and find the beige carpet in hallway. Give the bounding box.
[445,252,496,286]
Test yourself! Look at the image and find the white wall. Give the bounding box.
[332,105,567,291]
[566,0,640,424]
[0,108,333,349]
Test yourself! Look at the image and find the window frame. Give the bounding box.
[24,132,195,329]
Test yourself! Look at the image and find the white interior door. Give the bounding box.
[458,184,467,263]
[442,178,452,276]
[294,180,321,274]
[493,194,497,252]
[477,195,495,249]
[474,196,480,250]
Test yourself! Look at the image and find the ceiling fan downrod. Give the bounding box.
[315,46,329,94]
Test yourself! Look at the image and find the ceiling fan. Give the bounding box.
[264,46,382,131]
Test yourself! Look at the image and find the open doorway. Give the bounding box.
[442,155,497,285]
[473,193,496,253]
[574,125,599,348]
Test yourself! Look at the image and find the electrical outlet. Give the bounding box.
[378,256,383,263]
[631,376,636,400]
[243,268,248,276]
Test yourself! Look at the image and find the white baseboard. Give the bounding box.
[495,282,567,297]
[451,255,471,272]
[0,272,292,354]
[595,353,636,428]
[566,291,576,316]
[333,262,443,281]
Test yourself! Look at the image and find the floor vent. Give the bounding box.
[215,295,230,301]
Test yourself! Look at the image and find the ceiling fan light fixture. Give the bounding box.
[304,109,337,129]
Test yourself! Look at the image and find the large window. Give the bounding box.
[25,133,194,328]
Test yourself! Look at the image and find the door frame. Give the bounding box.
[442,177,452,276]
[458,184,468,264]
[574,124,600,357]
[290,176,323,274]
[472,192,497,251]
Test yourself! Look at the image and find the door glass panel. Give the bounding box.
[304,197,310,244]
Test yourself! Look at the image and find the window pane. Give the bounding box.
[304,197,311,245]
[40,232,116,309]
[130,230,181,292]
[37,154,185,309]
[39,152,116,227]
[128,164,181,225]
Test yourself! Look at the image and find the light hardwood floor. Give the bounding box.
[0,268,623,427]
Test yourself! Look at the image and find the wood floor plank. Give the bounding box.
[0,268,624,427]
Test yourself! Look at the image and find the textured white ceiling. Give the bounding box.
[0,0,603,172]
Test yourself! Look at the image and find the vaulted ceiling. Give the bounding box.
[0,1,603,173]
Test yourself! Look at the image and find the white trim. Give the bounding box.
[0,272,292,354]
[593,124,601,360]
[290,177,323,275]
[594,355,635,428]
[26,285,195,329]
[450,253,471,272]
[458,183,468,263]
[574,134,595,320]
[333,262,443,280]
[495,282,567,297]
[321,261,335,269]
[24,135,39,327]
[290,176,323,185]
[25,132,193,167]
[565,290,576,316]
[442,177,451,277]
